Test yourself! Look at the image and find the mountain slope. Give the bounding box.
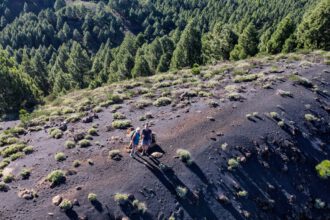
[0,51,329,219]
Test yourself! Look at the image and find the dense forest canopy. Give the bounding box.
[0,0,329,115]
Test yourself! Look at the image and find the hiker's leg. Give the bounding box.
[130,144,136,157]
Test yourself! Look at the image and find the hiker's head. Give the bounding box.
[144,123,149,129]
[136,127,141,133]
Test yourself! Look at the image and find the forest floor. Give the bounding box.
[0,52,330,220]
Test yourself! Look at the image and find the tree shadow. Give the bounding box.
[186,161,209,185]
[134,156,219,220]
[91,200,104,212]
[65,209,79,220]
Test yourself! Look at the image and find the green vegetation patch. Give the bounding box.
[315,160,330,179]
[112,120,132,129]
[153,97,172,107]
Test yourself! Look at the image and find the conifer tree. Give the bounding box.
[132,48,152,78]
[66,41,92,88]
[267,16,295,54]
[230,23,258,60]
[296,0,330,50]
[170,21,202,69]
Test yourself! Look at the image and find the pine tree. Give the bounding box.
[132,48,152,78]
[54,0,66,11]
[170,21,202,69]
[109,34,137,82]
[230,23,258,60]
[296,0,330,50]
[23,2,29,13]
[0,49,40,114]
[267,16,295,54]
[66,41,92,88]
[31,51,49,94]
[202,23,238,63]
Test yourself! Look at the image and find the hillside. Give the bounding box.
[1,0,330,115]
[0,51,329,220]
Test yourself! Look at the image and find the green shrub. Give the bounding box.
[78,139,91,148]
[108,93,123,104]
[269,112,279,119]
[49,128,63,139]
[1,143,26,157]
[191,66,201,75]
[228,92,242,101]
[132,200,147,213]
[59,199,72,211]
[88,128,98,136]
[228,158,239,169]
[288,75,313,87]
[20,168,31,179]
[314,198,326,209]
[3,173,14,183]
[135,99,152,109]
[0,182,9,192]
[65,140,75,149]
[278,120,285,127]
[176,186,188,198]
[113,112,126,120]
[233,74,259,83]
[47,170,65,186]
[93,106,103,113]
[19,109,31,125]
[62,107,75,114]
[73,160,81,168]
[109,150,121,160]
[112,120,132,129]
[304,114,319,122]
[315,160,330,179]
[0,159,10,169]
[9,126,26,135]
[237,190,248,197]
[176,149,192,164]
[114,193,129,204]
[55,152,66,162]
[88,193,97,202]
[10,152,24,161]
[153,97,172,107]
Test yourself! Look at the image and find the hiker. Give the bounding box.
[130,127,141,158]
[141,123,152,156]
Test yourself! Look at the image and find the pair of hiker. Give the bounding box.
[129,123,152,158]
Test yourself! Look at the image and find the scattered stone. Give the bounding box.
[76,186,82,191]
[82,116,93,123]
[73,199,80,206]
[59,123,67,131]
[52,195,63,206]
[242,210,251,218]
[48,213,54,216]
[207,116,215,121]
[79,215,88,220]
[151,152,164,159]
[18,189,37,200]
[106,125,113,132]
[217,194,230,204]
[74,132,86,142]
